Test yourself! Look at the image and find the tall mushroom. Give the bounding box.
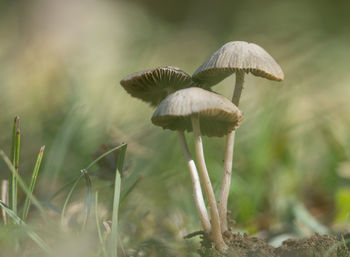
[192,41,284,233]
[152,87,242,252]
[120,66,212,234]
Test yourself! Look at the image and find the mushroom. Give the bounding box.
[192,41,284,233]
[120,66,193,107]
[120,66,212,235]
[152,87,242,252]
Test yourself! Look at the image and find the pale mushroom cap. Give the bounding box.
[152,87,242,137]
[120,66,193,107]
[192,41,284,87]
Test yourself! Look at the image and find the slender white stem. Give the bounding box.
[177,131,211,235]
[218,132,235,232]
[218,71,245,233]
[191,115,227,252]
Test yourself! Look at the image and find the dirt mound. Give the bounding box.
[199,233,349,257]
[276,234,348,257]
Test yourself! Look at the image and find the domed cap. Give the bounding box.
[152,87,242,137]
[192,41,284,87]
[120,66,193,107]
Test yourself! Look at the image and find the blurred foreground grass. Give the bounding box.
[0,0,350,256]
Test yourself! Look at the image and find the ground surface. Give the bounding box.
[199,233,349,257]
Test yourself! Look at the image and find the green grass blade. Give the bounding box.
[49,143,127,202]
[48,175,80,201]
[81,169,93,230]
[22,146,45,220]
[109,143,127,257]
[11,129,20,214]
[10,117,19,166]
[10,116,20,214]
[0,200,51,253]
[85,143,127,171]
[0,150,46,218]
[14,127,20,175]
[95,191,108,257]
[59,143,127,224]
[60,173,83,225]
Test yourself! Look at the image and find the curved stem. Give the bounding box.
[191,115,227,252]
[218,71,245,233]
[177,131,211,235]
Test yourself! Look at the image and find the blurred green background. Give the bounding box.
[0,0,350,255]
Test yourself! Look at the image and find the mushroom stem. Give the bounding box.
[218,71,245,233]
[232,71,245,106]
[191,115,227,252]
[177,131,211,235]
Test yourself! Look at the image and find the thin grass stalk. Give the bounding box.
[48,175,80,201]
[10,117,18,167]
[85,144,127,170]
[22,146,45,220]
[60,143,127,224]
[10,117,20,214]
[82,169,93,230]
[49,145,126,202]
[0,151,46,219]
[110,144,127,257]
[13,129,20,214]
[60,174,83,225]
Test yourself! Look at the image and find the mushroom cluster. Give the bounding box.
[120,41,284,252]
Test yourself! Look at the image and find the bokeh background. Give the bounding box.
[0,0,350,256]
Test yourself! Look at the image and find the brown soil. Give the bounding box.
[198,233,350,257]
